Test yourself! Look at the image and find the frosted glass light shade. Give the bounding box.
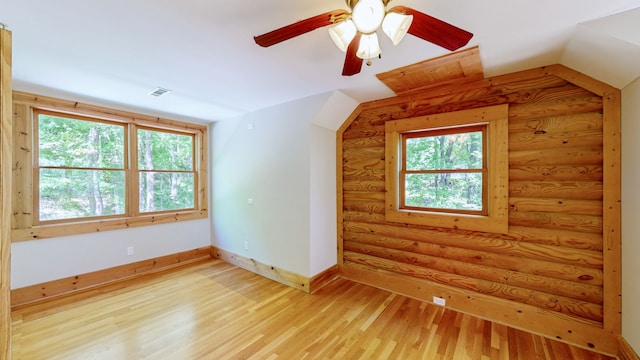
[382,13,413,45]
[356,33,381,59]
[352,0,385,34]
[328,20,357,52]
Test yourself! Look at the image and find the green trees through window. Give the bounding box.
[137,129,195,213]
[401,125,487,215]
[36,110,196,223]
[38,113,126,221]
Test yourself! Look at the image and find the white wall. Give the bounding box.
[309,124,337,275]
[622,76,640,354]
[11,219,210,289]
[211,93,337,277]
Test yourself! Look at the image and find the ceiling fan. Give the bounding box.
[254,0,473,76]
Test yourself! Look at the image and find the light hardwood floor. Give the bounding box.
[11,259,616,360]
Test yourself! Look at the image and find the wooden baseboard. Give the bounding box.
[310,265,339,294]
[11,247,212,309]
[340,262,618,356]
[211,246,338,294]
[619,336,640,360]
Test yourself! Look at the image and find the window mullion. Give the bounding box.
[129,124,139,217]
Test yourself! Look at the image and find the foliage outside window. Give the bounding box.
[35,110,199,224]
[137,128,195,213]
[401,125,487,215]
[37,112,127,222]
[385,105,509,234]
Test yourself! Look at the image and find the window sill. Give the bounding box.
[11,210,208,242]
[385,208,508,234]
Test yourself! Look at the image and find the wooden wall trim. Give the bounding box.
[601,88,622,336]
[619,336,640,360]
[211,246,338,294]
[11,91,208,132]
[309,265,339,294]
[10,247,212,309]
[551,64,623,337]
[546,64,623,337]
[0,26,12,360]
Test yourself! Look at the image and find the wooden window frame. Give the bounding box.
[400,124,488,216]
[33,109,129,225]
[11,92,208,241]
[385,105,509,234]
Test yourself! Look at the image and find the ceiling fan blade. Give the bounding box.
[254,9,349,47]
[389,6,473,51]
[342,33,363,76]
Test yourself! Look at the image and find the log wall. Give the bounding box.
[337,65,621,355]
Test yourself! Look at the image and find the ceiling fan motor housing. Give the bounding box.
[346,0,392,9]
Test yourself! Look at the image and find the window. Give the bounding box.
[10,92,209,241]
[34,110,201,225]
[36,110,127,222]
[385,105,508,233]
[401,125,487,215]
[137,128,196,213]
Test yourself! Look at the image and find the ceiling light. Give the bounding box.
[329,19,357,52]
[382,12,413,45]
[356,33,381,59]
[327,0,415,61]
[352,0,386,34]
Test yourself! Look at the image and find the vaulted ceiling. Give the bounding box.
[3,0,640,123]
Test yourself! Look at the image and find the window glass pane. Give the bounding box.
[406,131,483,171]
[139,172,195,212]
[38,114,125,168]
[39,169,126,221]
[405,173,483,211]
[137,129,193,171]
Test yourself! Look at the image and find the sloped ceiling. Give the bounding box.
[561,7,640,89]
[2,0,640,123]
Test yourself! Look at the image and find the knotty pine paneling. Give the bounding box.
[337,65,621,354]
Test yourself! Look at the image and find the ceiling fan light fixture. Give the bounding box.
[356,32,381,59]
[329,19,357,52]
[351,0,386,34]
[382,12,413,45]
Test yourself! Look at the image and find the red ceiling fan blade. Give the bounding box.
[389,6,473,51]
[342,33,363,76]
[254,10,349,47]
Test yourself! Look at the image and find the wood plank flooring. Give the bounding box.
[11,259,616,359]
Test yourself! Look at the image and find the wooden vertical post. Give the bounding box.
[602,89,622,337]
[0,24,13,359]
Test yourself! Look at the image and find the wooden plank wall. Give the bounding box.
[337,64,621,355]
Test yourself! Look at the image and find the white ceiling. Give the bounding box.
[2,0,640,123]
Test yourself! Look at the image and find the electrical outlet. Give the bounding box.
[247,198,254,205]
[244,241,249,250]
[433,296,446,307]
[127,246,134,256]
